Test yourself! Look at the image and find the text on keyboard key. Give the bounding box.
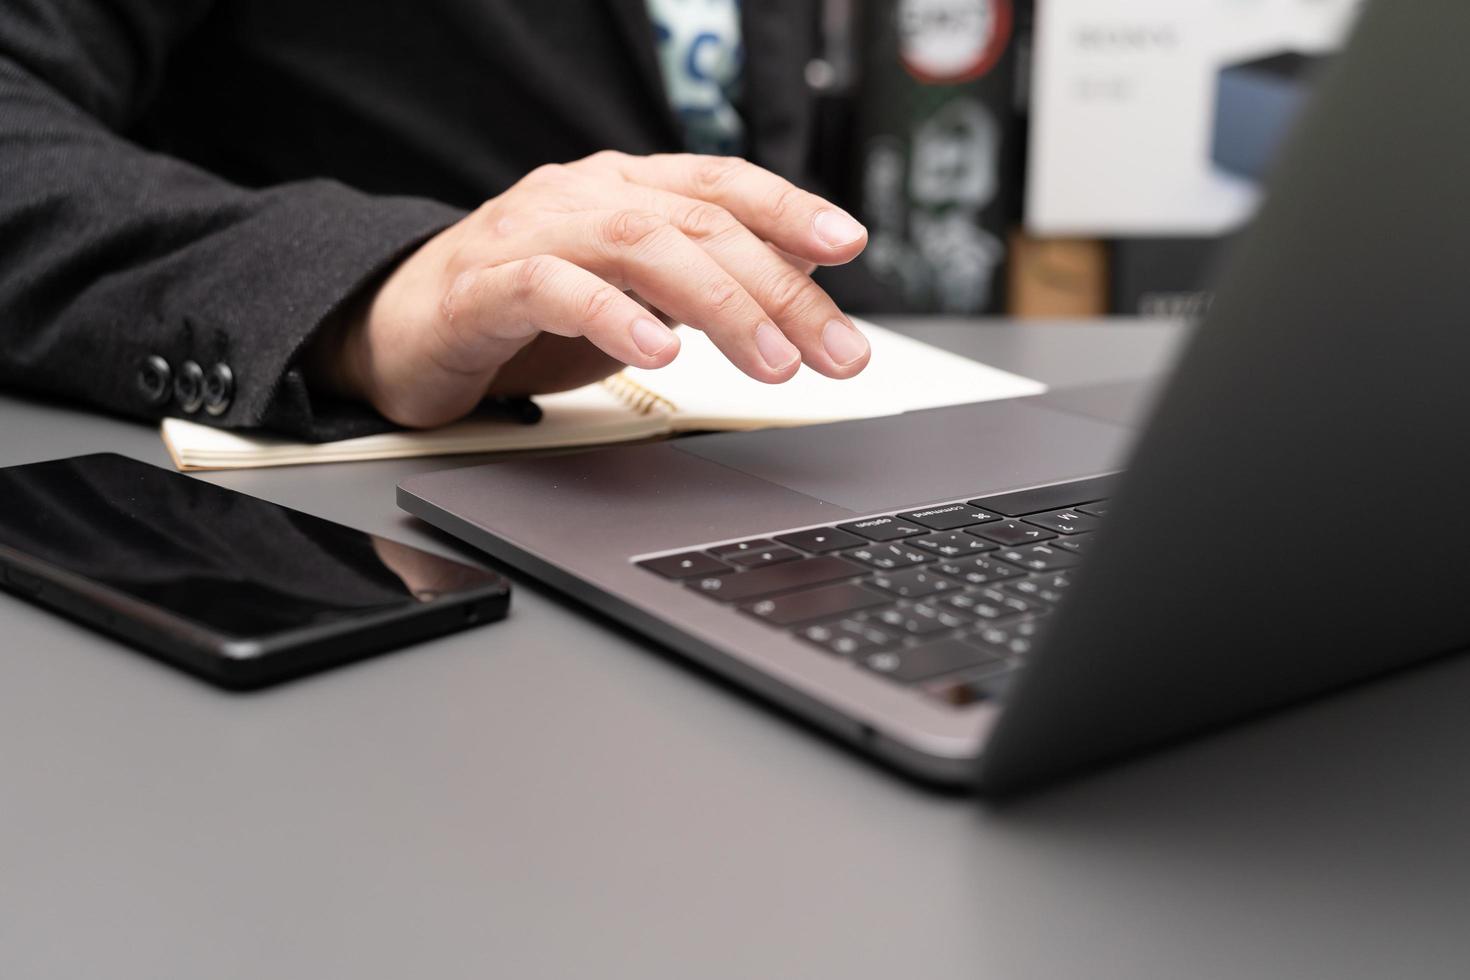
[944,587,1035,620]
[995,544,1083,571]
[874,604,957,635]
[710,539,778,557]
[966,617,1047,658]
[897,504,1001,531]
[726,546,803,568]
[836,515,929,541]
[869,568,956,599]
[969,520,1057,546]
[1052,534,1097,556]
[910,532,996,558]
[774,527,867,554]
[934,557,1022,585]
[800,617,901,656]
[844,543,931,570]
[1004,572,1073,604]
[638,551,734,579]
[913,601,974,629]
[1023,509,1101,535]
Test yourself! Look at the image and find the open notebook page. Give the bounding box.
[162,382,668,470]
[620,318,1047,430]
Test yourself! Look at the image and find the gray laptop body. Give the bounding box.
[400,0,1470,791]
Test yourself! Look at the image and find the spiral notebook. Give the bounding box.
[160,320,1046,471]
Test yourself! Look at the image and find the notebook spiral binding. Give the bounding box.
[601,373,678,417]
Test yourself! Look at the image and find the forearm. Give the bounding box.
[0,53,465,438]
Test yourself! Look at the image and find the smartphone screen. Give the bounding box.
[0,454,508,685]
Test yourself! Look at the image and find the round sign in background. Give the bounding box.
[897,0,1014,85]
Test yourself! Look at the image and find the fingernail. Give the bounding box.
[821,319,869,367]
[813,209,867,248]
[632,318,676,356]
[755,322,800,372]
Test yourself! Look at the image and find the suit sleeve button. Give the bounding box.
[137,355,173,407]
[203,362,234,416]
[174,360,205,413]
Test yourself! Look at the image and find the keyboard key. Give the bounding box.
[726,546,803,568]
[1052,534,1098,556]
[1004,572,1073,604]
[909,532,996,558]
[1023,509,1101,535]
[868,568,956,599]
[965,617,1047,658]
[686,555,860,602]
[912,601,974,629]
[968,475,1118,517]
[859,638,1006,684]
[970,520,1056,546]
[996,543,1083,572]
[844,543,932,570]
[944,586,1037,620]
[799,617,899,656]
[874,603,962,636]
[741,582,890,626]
[775,527,867,554]
[1077,500,1110,518]
[922,664,1016,706]
[836,515,929,542]
[710,539,778,558]
[639,551,734,579]
[934,557,1023,586]
[799,621,840,646]
[897,503,1001,531]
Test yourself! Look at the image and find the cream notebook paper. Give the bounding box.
[161,320,1045,471]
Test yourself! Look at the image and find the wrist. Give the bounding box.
[303,290,374,404]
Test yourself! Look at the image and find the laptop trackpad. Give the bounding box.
[674,398,1134,514]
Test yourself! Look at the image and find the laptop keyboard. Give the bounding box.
[633,475,1116,709]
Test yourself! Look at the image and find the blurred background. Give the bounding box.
[824,0,1363,318]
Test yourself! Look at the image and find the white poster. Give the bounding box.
[1026,0,1362,236]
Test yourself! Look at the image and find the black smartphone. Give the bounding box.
[0,453,509,688]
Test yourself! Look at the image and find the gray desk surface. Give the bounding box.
[4,320,1469,980]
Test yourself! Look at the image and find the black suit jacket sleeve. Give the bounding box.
[0,0,466,439]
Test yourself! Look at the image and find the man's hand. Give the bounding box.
[308,151,871,428]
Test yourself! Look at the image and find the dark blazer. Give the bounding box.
[0,0,841,439]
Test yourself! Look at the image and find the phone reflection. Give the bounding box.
[370,536,499,601]
[0,455,500,637]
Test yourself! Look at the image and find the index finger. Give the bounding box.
[581,152,868,267]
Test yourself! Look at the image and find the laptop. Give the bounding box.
[399,0,1470,792]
